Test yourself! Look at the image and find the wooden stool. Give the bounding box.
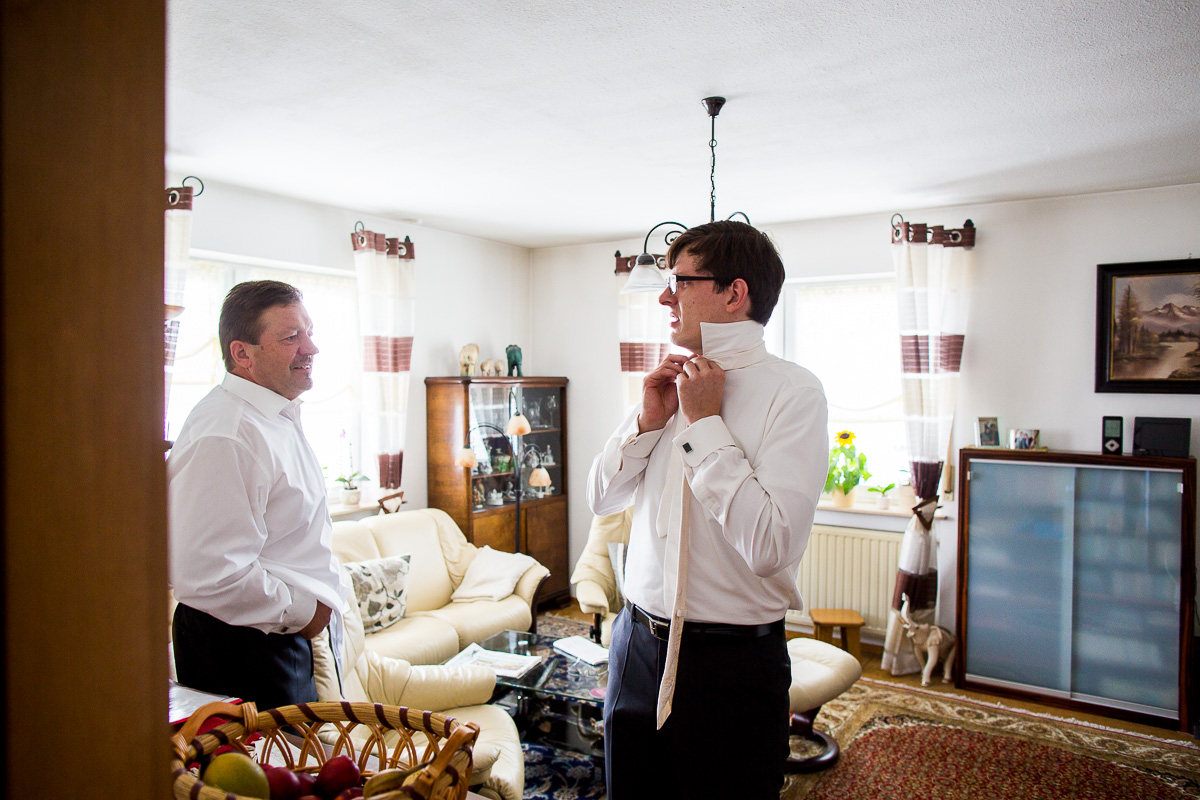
[809,608,865,660]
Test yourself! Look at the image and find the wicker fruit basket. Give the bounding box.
[170,700,479,800]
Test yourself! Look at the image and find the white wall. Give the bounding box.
[533,184,1200,623]
[181,177,1200,620]
[177,176,533,510]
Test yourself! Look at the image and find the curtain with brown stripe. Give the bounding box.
[615,255,673,412]
[351,230,416,490]
[163,183,195,436]
[880,217,975,676]
[594,257,674,533]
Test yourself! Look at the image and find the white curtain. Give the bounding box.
[615,255,673,412]
[163,182,195,433]
[880,218,975,675]
[352,230,416,490]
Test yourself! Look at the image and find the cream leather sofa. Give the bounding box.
[331,508,549,665]
[311,577,524,800]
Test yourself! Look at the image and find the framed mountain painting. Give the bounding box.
[1096,259,1200,394]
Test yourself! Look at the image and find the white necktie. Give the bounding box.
[654,338,769,729]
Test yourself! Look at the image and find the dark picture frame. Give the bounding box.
[1095,259,1200,394]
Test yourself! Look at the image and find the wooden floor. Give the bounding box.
[545,600,1197,744]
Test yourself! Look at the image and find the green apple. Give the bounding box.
[202,752,270,799]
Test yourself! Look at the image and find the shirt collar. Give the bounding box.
[221,372,300,419]
[699,320,768,369]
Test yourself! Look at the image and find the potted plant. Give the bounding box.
[335,471,370,506]
[868,482,896,509]
[824,430,871,508]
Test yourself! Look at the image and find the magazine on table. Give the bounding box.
[169,679,239,725]
[445,642,543,678]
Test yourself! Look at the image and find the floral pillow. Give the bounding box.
[344,553,411,633]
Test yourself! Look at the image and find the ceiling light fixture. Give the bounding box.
[617,96,751,293]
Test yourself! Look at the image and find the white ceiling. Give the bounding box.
[167,0,1200,249]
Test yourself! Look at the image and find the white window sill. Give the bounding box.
[328,488,405,521]
[814,495,953,533]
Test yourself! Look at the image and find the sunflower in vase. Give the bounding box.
[825,430,870,507]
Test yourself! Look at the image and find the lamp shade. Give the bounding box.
[621,254,668,294]
[506,412,532,436]
[453,447,478,468]
[528,467,552,487]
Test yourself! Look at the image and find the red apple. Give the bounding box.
[295,772,316,797]
[333,789,363,800]
[313,755,361,799]
[264,765,303,800]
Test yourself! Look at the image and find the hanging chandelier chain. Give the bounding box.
[623,96,754,292]
[709,111,718,223]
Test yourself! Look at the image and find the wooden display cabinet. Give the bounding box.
[426,376,569,604]
[956,447,1196,731]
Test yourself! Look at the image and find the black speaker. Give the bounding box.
[1132,417,1191,458]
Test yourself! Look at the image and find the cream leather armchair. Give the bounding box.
[311,581,524,800]
[568,508,633,645]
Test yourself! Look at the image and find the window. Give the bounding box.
[166,256,363,480]
[765,275,909,489]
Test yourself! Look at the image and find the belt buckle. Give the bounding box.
[648,614,665,640]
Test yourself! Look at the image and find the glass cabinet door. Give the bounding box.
[464,384,517,510]
[965,460,1075,692]
[515,384,564,501]
[1071,466,1182,715]
[462,383,565,513]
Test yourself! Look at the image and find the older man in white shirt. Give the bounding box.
[588,221,828,799]
[170,280,347,711]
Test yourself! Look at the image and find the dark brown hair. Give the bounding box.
[666,220,785,325]
[218,280,304,372]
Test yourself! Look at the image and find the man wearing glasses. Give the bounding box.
[588,220,829,799]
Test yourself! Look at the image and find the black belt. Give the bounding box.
[626,602,783,641]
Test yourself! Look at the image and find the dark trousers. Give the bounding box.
[603,607,791,799]
[172,603,318,711]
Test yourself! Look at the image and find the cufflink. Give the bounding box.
[682,442,692,453]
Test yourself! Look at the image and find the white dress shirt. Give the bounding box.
[587,320,828,625]
[169,373,347,635]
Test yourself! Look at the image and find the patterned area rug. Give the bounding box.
[536,612,593,640]
[784,677,1200,799]
[522,742,605,800]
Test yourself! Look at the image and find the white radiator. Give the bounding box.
[788,524,901,641]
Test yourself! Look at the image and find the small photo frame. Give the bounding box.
[1010,428,1040,450]
[975,417,1001,447]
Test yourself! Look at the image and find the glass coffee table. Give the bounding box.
[473,629,606,766]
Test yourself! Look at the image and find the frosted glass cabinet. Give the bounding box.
[956,448,1196,731]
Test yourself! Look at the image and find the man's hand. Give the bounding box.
[298,601,332,640]
[677,357,725,424]
[638,354,689,433]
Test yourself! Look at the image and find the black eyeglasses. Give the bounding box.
[667,274,719,295]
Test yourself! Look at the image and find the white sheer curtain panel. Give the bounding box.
[880,217,975,675]
[352,229,416,490]
[163,182,196,431]
[615,257,674,412]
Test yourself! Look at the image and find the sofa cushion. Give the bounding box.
[451,546,538,603]
[358,512,456,612]
[364,614,463,665]
[331,519,384,562]
[345,553,411,633]
[423,595,535,651]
